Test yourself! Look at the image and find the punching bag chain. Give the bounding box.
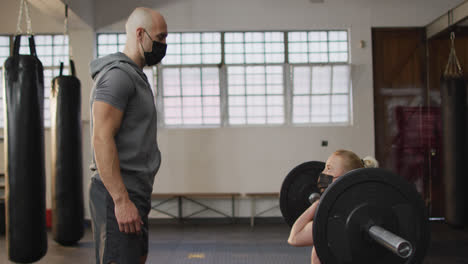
[444,32,463,78]
[15,0,33,36]
[63,4,73,59]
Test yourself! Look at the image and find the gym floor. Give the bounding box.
[0,222,467,264]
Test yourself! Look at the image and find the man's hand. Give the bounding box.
[114,198,144,234]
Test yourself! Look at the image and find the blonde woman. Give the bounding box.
[287,150,379,264]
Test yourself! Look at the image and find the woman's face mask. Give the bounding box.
[318,154,346,193]
[317,173,334,193]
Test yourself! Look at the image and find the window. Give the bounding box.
[97,33,126,58]
[96,30,351,127]
[161,33,222,126]
[224,32,284,64]
[292,65,350,123]
[288,31,349,63]
[0,36,10,128]
[164,32,221,65]
[162,67,220,125]
[288,31,350,124]
[227,66,284,125]
[0,35,68,128]
[225,32,285,125]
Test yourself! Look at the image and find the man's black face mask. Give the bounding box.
[142,30,167,66]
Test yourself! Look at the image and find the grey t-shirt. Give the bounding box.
[89,53,161,205]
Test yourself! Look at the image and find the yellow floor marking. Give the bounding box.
[188,253,206,259]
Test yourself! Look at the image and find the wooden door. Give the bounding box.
[372,28,438,213]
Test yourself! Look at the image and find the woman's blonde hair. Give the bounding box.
[333,149,379,173]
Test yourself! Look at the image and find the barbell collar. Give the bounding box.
[308,192,321,204]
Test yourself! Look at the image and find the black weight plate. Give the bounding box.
[312,168,430,264]
[280,161,325,227]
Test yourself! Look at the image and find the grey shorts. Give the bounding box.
[89,178,149,264]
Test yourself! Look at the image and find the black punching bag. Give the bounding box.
[3,35,47,262]
[51,60,84,245]
[441,34,467,228]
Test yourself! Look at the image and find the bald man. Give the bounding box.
[88,7,167,264]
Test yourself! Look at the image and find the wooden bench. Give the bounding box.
[151,193,241,222]
[245,192,280,227]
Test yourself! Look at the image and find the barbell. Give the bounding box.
[279,161,430,264]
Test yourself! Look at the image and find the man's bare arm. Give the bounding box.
[92,101,143,234]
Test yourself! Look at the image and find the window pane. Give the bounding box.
[332,65,350,93]
[289,53,308,63]
[227,65,284,125]
[229,96,246,106]
[181,68,201,96]
[225,32,284,64]
[292,65,350,124]
[331,94,349,122]
[288,30,349,64]
[163,68,181,96]
[97,33,126,58]
[311,66,331,94]
[225,33,243,43]
[162,67,220,126]
[118,34,127,44]
[311,95,330,123]
[293,67,310,95]
[163,32,221,65]
[202,68,219,95]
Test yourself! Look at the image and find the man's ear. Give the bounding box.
[136,27,145,42]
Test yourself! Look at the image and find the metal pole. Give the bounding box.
[368,225,413,259]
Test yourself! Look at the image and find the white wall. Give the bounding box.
[0,0,463,219]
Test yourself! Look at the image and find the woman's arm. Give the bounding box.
[288,201,319,247]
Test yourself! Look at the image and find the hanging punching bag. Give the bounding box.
[51,60,84,245]
[441,33,467,228]
[4,35,47,262]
